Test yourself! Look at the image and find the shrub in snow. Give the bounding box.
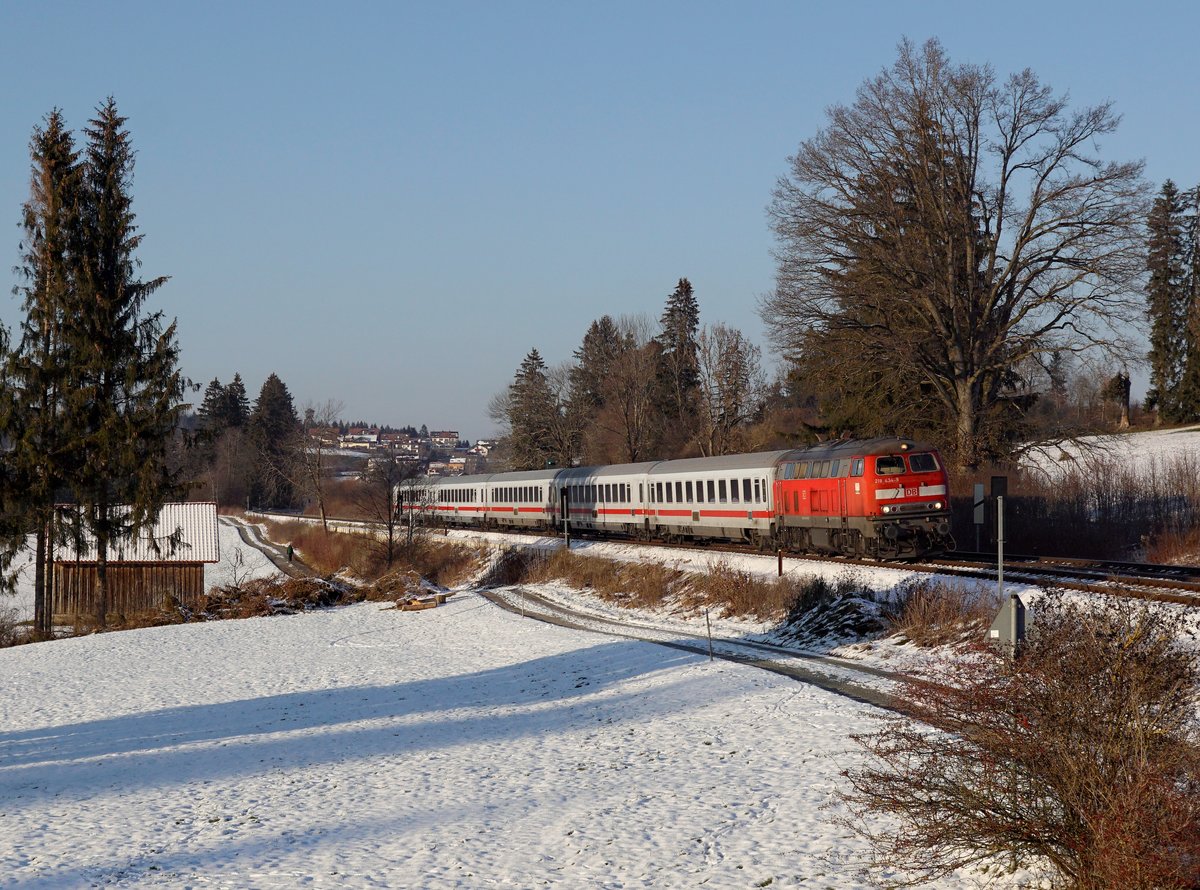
[839,592,1200,889]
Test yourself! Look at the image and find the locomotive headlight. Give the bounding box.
[881,505,892,514]
[933,501,943,510]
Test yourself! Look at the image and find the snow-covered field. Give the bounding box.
[0,525,1037,888]
[0,587,1008,889]
[1022,424,1200,479]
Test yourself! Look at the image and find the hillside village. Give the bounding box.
[307,425,496,476]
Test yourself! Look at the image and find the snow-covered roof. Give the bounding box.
[57,502,220,564]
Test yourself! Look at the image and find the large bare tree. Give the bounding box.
[762,38,1147,467]
[694,323,766,456]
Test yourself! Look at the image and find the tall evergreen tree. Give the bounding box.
[1145,180,1191,421]
[655,278,701,452]
[1172,186,1200,420]
[224,373,250,428]
[505,349,561,470]
[248,373,300,508]
[198,378,226,431]
[2,110,84,633]
[56,98,188,628]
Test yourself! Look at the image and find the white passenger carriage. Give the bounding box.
[557,462,657,536]
[484,468,559,530]
[428,473,490,527]
[645,451,787,545]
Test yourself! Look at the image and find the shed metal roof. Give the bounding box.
[57,502,220,564]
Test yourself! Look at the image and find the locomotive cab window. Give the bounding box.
[909,453,940,473]
[876,455,906,475]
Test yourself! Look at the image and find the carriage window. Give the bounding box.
[673,481,680,502]
[654,482,661,502]
[743,479,752,502]
[639,483,644,502]
[909,453,939,473]
[730,479,739,503]
[754,479,761,502]
[876,455,906,475]
[707,480,715,501]
[851,459,864,477]
[718,479,727,502]
[665,482,673,503]
[686,481,693,502]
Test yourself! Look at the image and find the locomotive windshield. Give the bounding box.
[908,453,940,473]
[875,455,906,475]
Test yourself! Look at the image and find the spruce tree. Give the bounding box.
[224,373,250,427]
[59,98,188,628]
[1145,180,1191,422]
[198,378,226,432]
[506,349,560,470]
[1175,186,1200,420]
[655,278,701,451]
[248,373,300,508]
[2,110,84,633]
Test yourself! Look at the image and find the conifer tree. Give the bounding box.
[248,373,300,508]
[505,349,561,470]
[224,373,250,427]
[1145,180,1191,421]
[655,278,701,451]
[198,378,226,431]
[58,99,188,628]
[2,110,84,633]
[1173,186,1200,420]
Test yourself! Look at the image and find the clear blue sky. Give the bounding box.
[2,1,1196,440]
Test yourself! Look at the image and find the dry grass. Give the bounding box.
[522,549,687,610]
[680,559,797,621]
[884,578,999,647]
[1143,526,1200,565]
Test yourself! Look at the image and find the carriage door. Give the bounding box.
[838,478,848,519]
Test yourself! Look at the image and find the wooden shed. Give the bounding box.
[52,502,220,620]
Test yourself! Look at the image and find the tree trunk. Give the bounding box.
[955,379,982,470]
[95,515,108,629]
[33,523,46,638]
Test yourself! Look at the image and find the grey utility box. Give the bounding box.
[987,593,1027,648]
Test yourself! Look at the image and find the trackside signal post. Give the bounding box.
[560,487,570,548]
[986,493,1027,658]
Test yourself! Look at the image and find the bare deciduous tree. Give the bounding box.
[354,451,423,568]
[592,315,662,463]
[694,323,766,456]
[763,38,1147,468]
[296,399,344,532]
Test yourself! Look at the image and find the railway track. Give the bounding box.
[246,510,1200,607]
[480,585,900,710]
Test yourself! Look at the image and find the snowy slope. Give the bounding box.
[0,586,1031,888]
